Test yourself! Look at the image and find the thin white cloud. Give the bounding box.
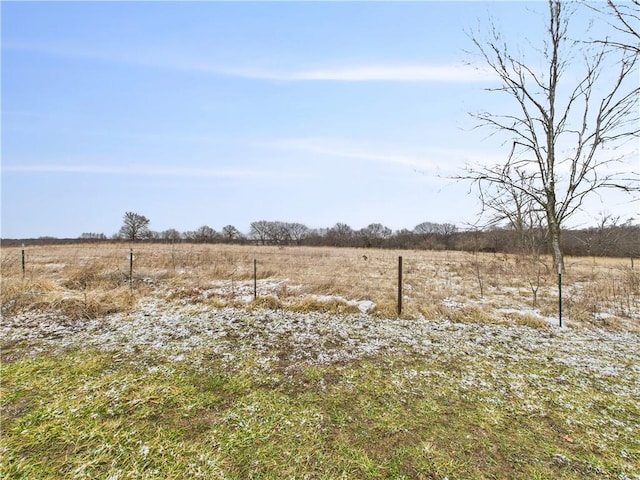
[268,137,501,173]
[203,64,494,83]
[2,163,303,179]
[3,42,494,83]
[298,65,489,82]
[270,137,436,170]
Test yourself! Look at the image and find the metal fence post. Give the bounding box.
[253,257,257,300]
[129,247,134,291]
[397,256,403,316]
[558,264,563,327]
[21,243,25,277]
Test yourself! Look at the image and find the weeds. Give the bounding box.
[248,295,283,311]
[1,277,135,320]
[2,243,638,479]
[1,243,639,327]
[288,297,361,315]
[510,313,551,329]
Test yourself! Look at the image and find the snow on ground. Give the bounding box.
[309,294,376,313]
[496,307,559,325]
[2,298,639,399]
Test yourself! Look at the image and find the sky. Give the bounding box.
[2,1,638,239]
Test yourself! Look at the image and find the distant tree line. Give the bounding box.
[4,212,637,260]
[61,218,640,260]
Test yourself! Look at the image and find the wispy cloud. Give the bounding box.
[3,42,493,83]
[2,163,304,179]
[270,137,435,170]
[297,64,491,82]
[201,64,493,83]
[268,137,500,173]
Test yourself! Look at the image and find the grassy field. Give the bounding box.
[1,243,639,479]
[2,242,639,327]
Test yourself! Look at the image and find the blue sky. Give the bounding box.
[2,1,638,238]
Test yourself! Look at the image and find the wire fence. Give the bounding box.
[3,242,639,321]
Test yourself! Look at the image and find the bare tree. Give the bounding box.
[119,212,150,242]
[80,232,107,240]
[600,0,640,53]
[222,225,242,242]
[579,212,628,260]
[287,222,310,245]
[160,228,182,243]
[265,221,290,245]
[359,223,392,248]
[326,223,354,247]
[194,225,217,243]
[414,221,440,235]
[479,169,548,255]
[249,220,271,245]
[617,220,640,267]
[434,223,458,250]
[248,220,309,245]
[466,0,639,272]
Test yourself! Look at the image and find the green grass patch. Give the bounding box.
[2,346,638,479]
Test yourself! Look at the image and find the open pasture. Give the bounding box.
[2,243,639,479]
[1,242,639,328]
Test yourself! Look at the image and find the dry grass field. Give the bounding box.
[2,243,640,479]
[2,242,639,329]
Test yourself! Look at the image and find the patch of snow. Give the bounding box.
[309,294,376,313]
[497,307,559,326]
[2,298,639,401]
[350,300,376,314]
[441,298,465,309]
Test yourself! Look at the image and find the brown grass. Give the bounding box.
[2,243,638,329]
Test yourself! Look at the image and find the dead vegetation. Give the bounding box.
[2,244,639,479]
[1,243,638,329]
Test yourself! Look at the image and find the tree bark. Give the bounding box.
[547,212,564,273]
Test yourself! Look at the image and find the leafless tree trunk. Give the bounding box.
[465,0,639,273]
[119,212,150,242]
